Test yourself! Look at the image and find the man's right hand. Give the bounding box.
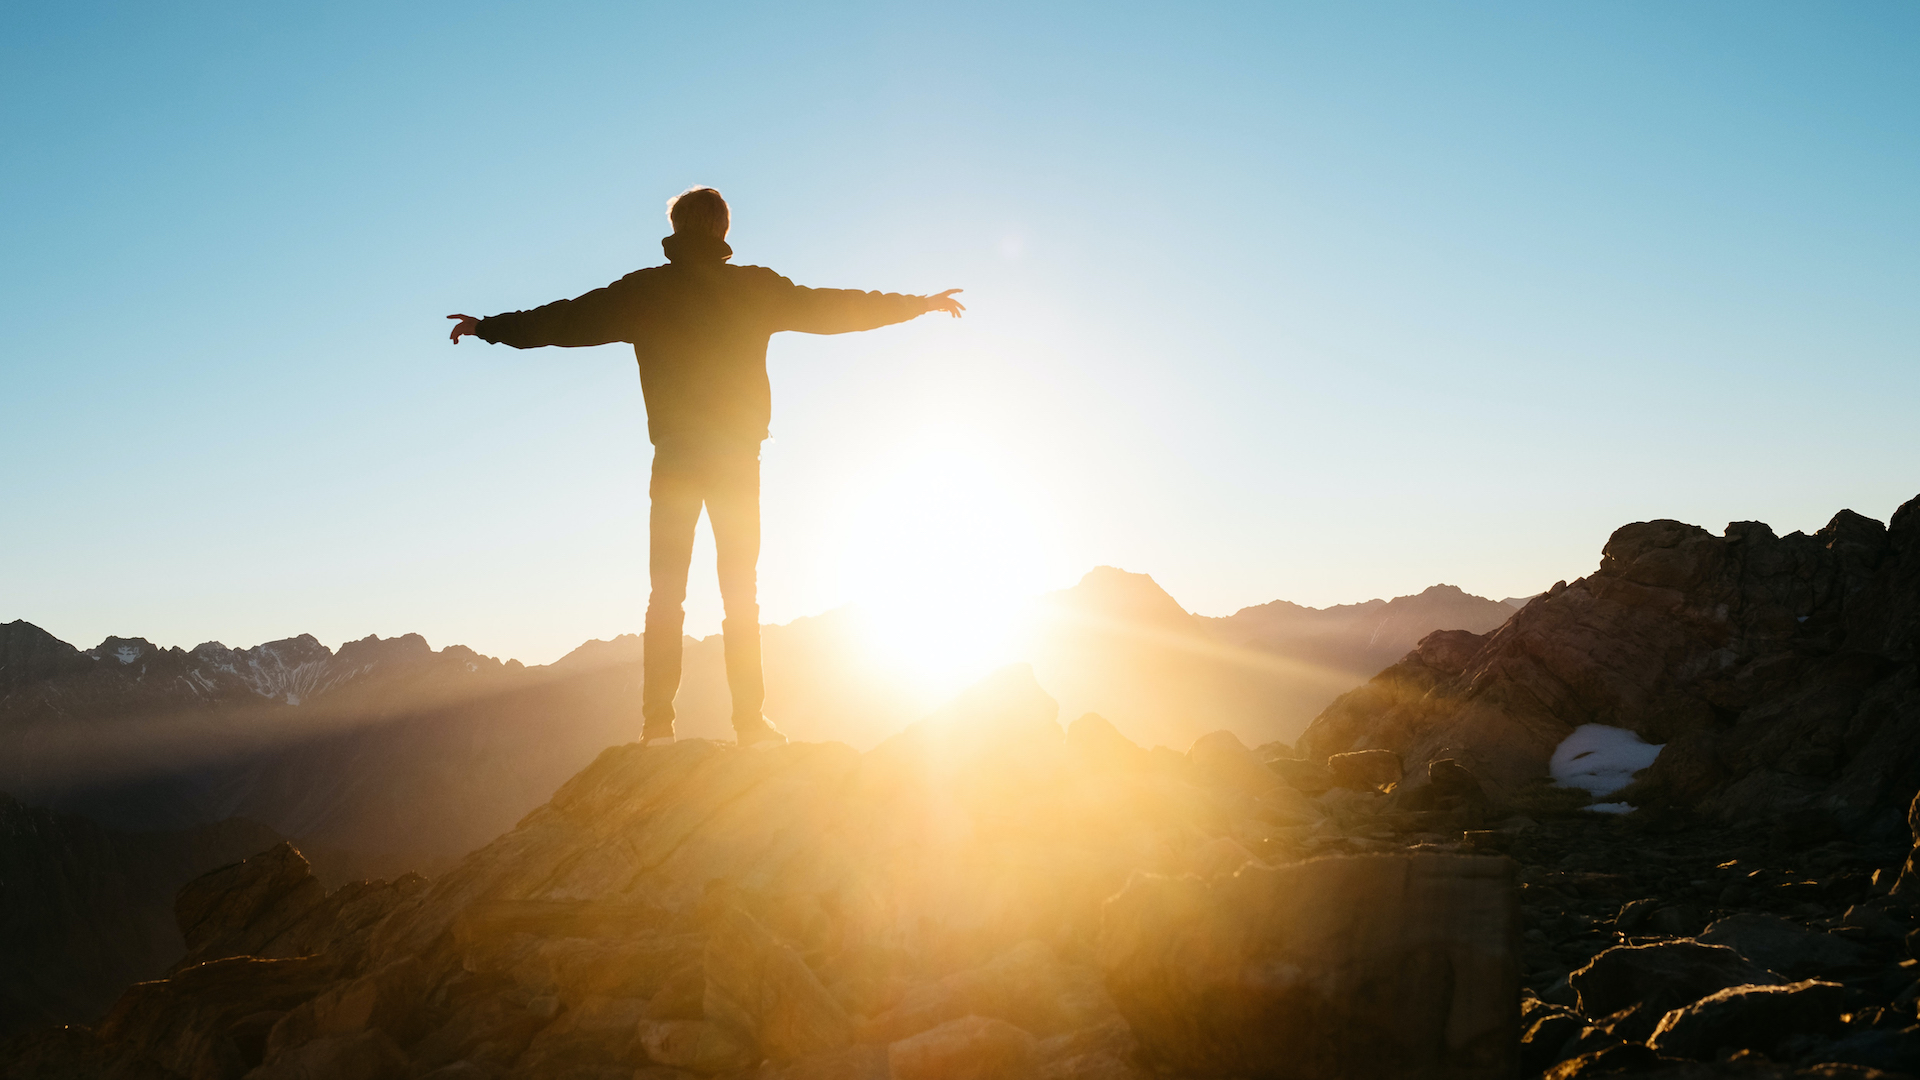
[923,289,965,318]
[447,314,479,343]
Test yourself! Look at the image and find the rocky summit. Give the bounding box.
[5,497,1920,1080]
[10,676,1920,1079]
[2,668,1526,1080]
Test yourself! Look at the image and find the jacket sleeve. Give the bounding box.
[765,272,928,335]
[476,276,643,349]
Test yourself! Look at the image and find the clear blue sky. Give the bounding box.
[4,2,1916,666]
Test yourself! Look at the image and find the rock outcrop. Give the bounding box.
[1298,495,1920,838]
[2,668,1527,1079]
[171,843,426,975]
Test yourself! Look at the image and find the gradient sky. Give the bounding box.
[4,2,1916,667]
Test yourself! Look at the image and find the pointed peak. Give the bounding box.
[1047,566,1197,629]
[1080,565,1151,582]
[2,619,72,651]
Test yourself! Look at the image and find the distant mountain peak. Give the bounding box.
[1045,567,1201,632]
[89,636,159,665]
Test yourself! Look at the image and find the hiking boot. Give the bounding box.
[642,727,676,747]
[735,719,787,750]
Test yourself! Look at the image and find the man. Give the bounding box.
[449,187,963,748]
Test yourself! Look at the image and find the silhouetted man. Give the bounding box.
[449,188,962,748]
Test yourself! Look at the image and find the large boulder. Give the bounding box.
[1268,756,1337,793]
[1696,914,1877,980]
[1326,749,1403,793]
[172,842,425,975]
[1518,1009,1583,1076]
[1646,979,1848,1060]
[1570,941,1780,1019]
[1099,852,1520,1078]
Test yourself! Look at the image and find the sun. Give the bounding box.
[823,440,1063,698]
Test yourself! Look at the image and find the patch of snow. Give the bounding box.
[1586,802,1635,815]
[115,645,140,664]
[1550,723,1664,799]
[286,693,300,706]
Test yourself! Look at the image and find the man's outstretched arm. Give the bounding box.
[448,279,641,347]
[771,276,964,335]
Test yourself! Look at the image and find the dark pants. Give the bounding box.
[641,440,764,737]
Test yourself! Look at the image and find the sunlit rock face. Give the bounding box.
[1296,494,1920,838]
[9,666,1519,1078]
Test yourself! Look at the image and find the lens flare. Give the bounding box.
[824,440,1062,698]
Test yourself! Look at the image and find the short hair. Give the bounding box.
[667,187,730,238]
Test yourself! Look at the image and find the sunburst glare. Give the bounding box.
[824,438,1064,698]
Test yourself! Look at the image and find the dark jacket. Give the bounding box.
[476,234,928,445]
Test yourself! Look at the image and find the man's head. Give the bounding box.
[667,187,729,239]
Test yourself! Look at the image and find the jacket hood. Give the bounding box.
[661,233,733,265]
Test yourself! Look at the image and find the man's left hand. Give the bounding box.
[923,289,965,318]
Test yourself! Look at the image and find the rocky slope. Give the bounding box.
[0,670,1529,1079]
[7,665,1919,1079]
[9,499,1920,1078]
[1298,495,1920,841]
